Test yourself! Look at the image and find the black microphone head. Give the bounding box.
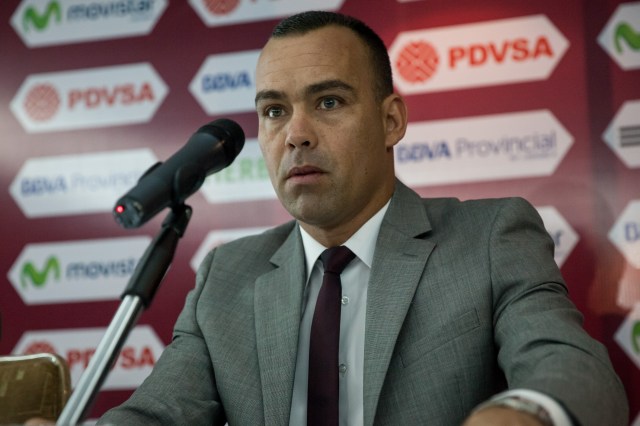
[112,119,245,229]
[198,118,245,163]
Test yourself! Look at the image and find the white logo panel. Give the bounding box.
[8,237,151,305]
[395,110,573,186]
[190,50,259,116]
[11,0,168,48]
[12,326,164,390]
[189,0,345,27]
[10,63,168,133]
[10,149,158,218]
[614,303,640,370]
[603,99,640,168]
[191,227,269,272]
[389,15,569,94]
[200,139,276,203]
[536,206,579,267]
[598,2,640,70]
[609,200,640,269]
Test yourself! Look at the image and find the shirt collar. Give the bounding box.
[299,200,391,280]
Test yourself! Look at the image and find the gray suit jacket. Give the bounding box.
[100,180,627,425]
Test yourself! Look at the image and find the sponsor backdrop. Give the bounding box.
[1,0,639,422]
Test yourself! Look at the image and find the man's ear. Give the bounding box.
[382,93,408,150]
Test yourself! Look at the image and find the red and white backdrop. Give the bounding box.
[1,0,639,422]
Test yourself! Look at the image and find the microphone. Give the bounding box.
[113,118,245,228]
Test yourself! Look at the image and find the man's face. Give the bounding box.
[255,26,403,243]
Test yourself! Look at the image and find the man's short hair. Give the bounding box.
[271,11,394,100]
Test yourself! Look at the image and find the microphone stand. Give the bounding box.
[56,204,192,425]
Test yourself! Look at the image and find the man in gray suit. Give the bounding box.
[99,11,627,426]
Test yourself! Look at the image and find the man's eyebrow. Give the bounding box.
[254,80,355,106]
[305,79,355,97]
[255,89,284,106]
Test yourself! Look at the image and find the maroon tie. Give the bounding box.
[307,246,356,426]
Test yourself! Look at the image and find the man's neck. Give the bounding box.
[298,196,393,248]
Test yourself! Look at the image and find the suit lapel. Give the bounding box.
[363,181,436,426]
[254,226,306,426]
[252,181,434,425]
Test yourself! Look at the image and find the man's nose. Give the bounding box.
[284,110,317,149]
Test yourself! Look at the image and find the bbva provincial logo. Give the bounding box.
[8,236,151,305]
[535,206,579,267]
[13,326,164,389]
[10,63,168,133]
[11,0,167,48]
[189,0,344,27]
[389,15,569,94]
[608,199,640,269]
[395,109,573,186]
[10,149,158,218]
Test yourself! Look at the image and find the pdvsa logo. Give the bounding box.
[189,0,344,27]
[598,2,640,70]
[9,149,157,218]
[11,0,167,48]
[389,15,569,94]
[190,50,259,115]
[13,326,164,389]
[200,140,276,204]
[8,237,151,305]
[395,110,573,186]
[201,0,240,15]
[10,63,168,133]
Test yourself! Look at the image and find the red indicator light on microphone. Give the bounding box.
[115,205,125,214]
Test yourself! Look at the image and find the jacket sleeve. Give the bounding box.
[98,249,227,426]
[490,197,628,426]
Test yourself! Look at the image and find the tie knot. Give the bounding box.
[320,246,355,275]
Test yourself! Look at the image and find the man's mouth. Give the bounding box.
[285,165,326,184]
[286,165,324,179]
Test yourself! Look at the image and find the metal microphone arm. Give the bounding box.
[57,204,192,425]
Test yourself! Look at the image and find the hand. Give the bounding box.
[462,406,546,426]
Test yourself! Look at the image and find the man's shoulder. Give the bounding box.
[422,195,533,213]
[195,220,297,278]
[419,195,539,230]
[211,220,297,257]
[395,180,535,219]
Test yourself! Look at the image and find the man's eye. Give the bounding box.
[319,97,341,110]
[265,106,284,118]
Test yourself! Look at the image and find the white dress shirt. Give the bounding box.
[288,200,571,426]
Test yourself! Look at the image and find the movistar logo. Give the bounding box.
[23,1,62,32]
[21,256,61,288]
[633,321,640,355]
[615,22,640,53]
